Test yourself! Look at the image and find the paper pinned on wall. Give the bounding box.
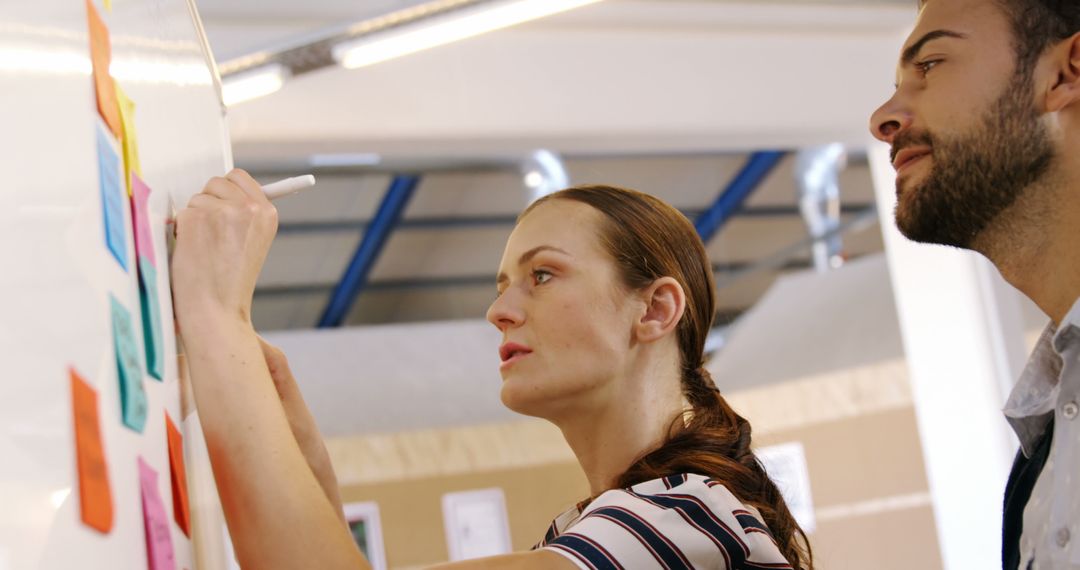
[441,489,513,561]
[96,123,127,271]
[85,0,121,138]
[165,414,191,537]
[110,294,147,432]
[138,457,177,570]
[116,85,141,196]
[70,368,114,534]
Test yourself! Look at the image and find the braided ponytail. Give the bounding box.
[524,185,813,569]
[617,366,812,568]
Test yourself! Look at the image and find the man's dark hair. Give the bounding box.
[995,0,1080,76]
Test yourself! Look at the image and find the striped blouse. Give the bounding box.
[535,473,792,570]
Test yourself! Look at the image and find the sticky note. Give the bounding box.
[165,414,191,537]
[104,0,111,10]
[110,294,147,432]
[138,457,177,570]
[70,368,114,534]
[96,124,128,271]
[139,258,164,381]
[131,174,156,267]
[85,0,121,138]
[116,86,141,195]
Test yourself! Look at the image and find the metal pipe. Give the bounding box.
[795,143,847,272]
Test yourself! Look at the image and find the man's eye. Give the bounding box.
[915,59,942,76]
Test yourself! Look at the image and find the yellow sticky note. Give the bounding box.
[115,85,141,195]
[104,0,112,10]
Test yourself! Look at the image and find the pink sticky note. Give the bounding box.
[138,457,176,570]
[131,173,156,267]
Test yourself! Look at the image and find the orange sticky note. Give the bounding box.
[86,0,122,138]
[70,368,114,533]
[165,414,191,536]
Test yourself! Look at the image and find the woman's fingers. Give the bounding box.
[225,168,267,203]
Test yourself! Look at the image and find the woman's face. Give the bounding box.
[487,199,642,419]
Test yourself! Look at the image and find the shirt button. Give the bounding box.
[1064,401,1079,420]
[1057,527,1071,548]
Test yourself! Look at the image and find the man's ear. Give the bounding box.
[634,277,686,344]
[1045,32,1080,113]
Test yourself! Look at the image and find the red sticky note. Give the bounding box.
[139,457,177,570]
[70,368,114,533]
[85,0,122,138]
[165,414,191,537]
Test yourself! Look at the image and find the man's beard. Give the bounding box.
[893,74,1055,249]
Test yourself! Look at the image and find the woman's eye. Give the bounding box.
[532,270,553,285]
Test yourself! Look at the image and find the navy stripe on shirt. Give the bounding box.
[549,533,624,570]
[586,505,694,569]
[629,490,750,568]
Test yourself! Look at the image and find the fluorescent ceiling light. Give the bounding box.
[221,63,287,107]
[332,0,604,70]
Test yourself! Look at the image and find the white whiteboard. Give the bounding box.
[0,0,231,568]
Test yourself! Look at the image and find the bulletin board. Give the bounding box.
[0,0,232,568]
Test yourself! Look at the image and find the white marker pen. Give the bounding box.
[262,174,316,201]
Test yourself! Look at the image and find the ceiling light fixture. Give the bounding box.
[221,63,288,107]
[332,0,604,70]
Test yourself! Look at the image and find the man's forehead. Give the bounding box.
[908,0,1000,41]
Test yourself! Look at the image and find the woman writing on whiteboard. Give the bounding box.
[171,169,813,569]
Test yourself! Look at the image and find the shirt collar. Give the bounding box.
[1004,296,1080,456]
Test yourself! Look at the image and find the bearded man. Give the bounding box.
[870,1,1080,568]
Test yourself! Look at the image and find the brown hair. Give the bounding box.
[523,185,813,569]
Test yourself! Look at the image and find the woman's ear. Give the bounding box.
[1045,32,1080,113]
[634,277,686,343]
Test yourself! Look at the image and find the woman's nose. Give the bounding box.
[486,289,524,331]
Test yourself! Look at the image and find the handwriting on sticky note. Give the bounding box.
[70,368,114,534]
[131,174,156,267]
[110,294,147,432]
[138,457,176,570]
[116,85,141,195]
[165,414,191,537]
[97,124,127,271]
[85,0,121,138]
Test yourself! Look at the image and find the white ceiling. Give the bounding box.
[186,0,916,330]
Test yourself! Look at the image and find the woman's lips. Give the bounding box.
[499,342,533,370]
[499,351,532,370]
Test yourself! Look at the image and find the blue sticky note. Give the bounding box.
[137,257,164,381]
[96,124,127,271]
[109,294,146,432]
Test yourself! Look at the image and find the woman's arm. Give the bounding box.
[172,170,365,569]
[429,550,578,570]
[257,335,346,526]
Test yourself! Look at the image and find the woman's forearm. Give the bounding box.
[183,314,367,570]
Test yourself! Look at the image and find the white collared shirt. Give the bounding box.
[1004,297,1080,569]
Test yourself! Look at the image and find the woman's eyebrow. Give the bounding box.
[496,245,571,286]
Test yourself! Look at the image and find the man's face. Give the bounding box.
[869,0,1055,249]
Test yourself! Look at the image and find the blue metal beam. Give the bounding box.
[317,175,421,327]
[694,150,786,243]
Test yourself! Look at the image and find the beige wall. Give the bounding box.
[341,462,589,568]
[328,361,942,569]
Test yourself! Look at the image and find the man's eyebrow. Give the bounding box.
[902,29,967,66]
[495,245,571,286]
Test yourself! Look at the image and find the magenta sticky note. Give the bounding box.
[131,173,156,268]
[138,457,176,570]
